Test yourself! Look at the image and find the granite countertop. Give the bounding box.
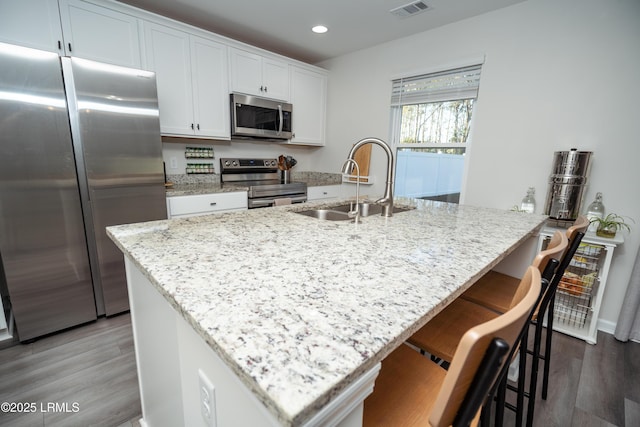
[107,199,546,426]
[165,172,342,197]
[165,181,248,197]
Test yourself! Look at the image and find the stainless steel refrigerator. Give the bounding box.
[0,42,167,341]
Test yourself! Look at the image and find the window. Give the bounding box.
[391,64,482,203]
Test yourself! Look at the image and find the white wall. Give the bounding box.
[317,0,640,330]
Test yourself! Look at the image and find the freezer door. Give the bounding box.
[0,43,96,341]
[65,57,165,188]
[90,185,167,315]
[62,57,167,315]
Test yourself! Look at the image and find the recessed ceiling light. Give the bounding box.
[312,25,328,34]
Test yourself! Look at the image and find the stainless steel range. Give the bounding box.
[220,158,307,208]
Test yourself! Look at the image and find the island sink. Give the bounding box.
[296,209,352,221]
[330,202,413,216]
[295,202,414,221]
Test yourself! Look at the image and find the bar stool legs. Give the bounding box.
[541,294,556,400]
[497,325,528,427]
[494,370,506,426]
[515,327,528,427]
[525,306,547,427]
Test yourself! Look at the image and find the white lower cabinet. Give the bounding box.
[307,185,343,201]
[167,192,247,218]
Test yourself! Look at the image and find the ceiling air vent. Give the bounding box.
[390,1,430,18]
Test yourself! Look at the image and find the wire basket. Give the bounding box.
[554,285,592,328]
[553,243,603,328]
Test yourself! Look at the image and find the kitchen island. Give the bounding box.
[107,198,546,427]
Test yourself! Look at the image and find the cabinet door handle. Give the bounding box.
[191,123,194,130]
[259,86,263,92]
[264,86,268,92]
[210,202,217,206]
[57,40,62,50]
[68,43,72,52]
[197,124,200,130]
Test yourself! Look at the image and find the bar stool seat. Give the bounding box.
[407,298,499,362]
[459,270,517,314]
[364,344,447,426]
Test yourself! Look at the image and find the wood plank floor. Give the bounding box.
[0,313,141,427]
[501,330,640,427]
[0,313,638,426]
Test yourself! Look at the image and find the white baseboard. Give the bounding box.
[597,318,616,335]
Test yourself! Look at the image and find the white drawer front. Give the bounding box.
[168,192,247,217]
[307,185,342,201]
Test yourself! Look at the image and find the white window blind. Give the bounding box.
[391,65,482,106]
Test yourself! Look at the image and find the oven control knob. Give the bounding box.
[232,161,237,166]
[271,160,276,166]
[224,160,230,166]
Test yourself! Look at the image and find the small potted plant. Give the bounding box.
[590,213,633,238]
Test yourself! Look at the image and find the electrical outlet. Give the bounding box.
[169,157,178,169]
[199,369,216,427]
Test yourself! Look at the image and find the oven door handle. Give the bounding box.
[250,198,276,208]
[249,194,307,208]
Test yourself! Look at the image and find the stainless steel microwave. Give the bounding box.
[230,93,292,140]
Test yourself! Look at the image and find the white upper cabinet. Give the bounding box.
[143,22,229,139]
[190,36,230,139]
[58,0,142,67]
[0,0,141,67]
[0,0,64,54]
[289,66,328,146]
[143,22,193,136]
[0,0,324,143]
[230,48,289,101]
[262,57,290,101]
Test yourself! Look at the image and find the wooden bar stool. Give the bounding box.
[363,267,541,427]
[497,232,585,427]
[541,216,589,400]
[460,217,589,426]
[458,217,588,426]
[522,231,585,427]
